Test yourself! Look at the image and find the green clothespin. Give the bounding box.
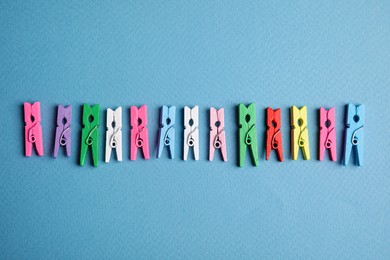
[80,104,100,166]
[238,103,258,167]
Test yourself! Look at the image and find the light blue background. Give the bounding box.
[1,1,389,259]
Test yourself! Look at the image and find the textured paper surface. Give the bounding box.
[1,1,389,259]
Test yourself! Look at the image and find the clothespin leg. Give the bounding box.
[239,131,246,167]
[65,130,71,157]
[130,131,137,161]
[302,148,310,160]
[32,125,44,156]
[183,146,188,160]
[250,142,259,166]
[168,129,175,159]
[343,130,352,166]
[330,146,337,162]
[80,131,88,166]
[157,130,165,159]
[220,131,227,162]
[355,147,363,166]
[329,132,337,162]
[319,133,325,161]
[25,128,32,157]
[301,130,310,160]
[355,132,364,166]
[193,130,199,160]
[277,147,283,162]
[265,133,272,161]
[105,134,112,163]
[209,141,215,161]
[183,131,189,161]
[142,133,150,160]
[116,131,123,161]
[291,129,299,160]
[92,131,99,167]
[54,130,61,158]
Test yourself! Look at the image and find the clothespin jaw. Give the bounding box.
[209,107,227,161]
[266,107,283,162]
[24,102,44,157]
[157,106,176,159]
[54,105,72,158]
[343,103,365,166]
[319,107,337,161]
[105,107,122,163]
[80,104,100,166]
[290,106,310,160]
[183,106,199,161]
[238,103,258,167]
[130,105,150,160]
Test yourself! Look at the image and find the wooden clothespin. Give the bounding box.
[54,105,72,158]
[80,104,100,166]
[130,105,150,160]
[105,107,122,162]
[157,106,176,159]
[343,103,364,166]
[183,106,199,161]
[290,106,310,160]
[209,107,227,161]
[24,102,44,157]
[238,103,258,167]
[319,107,337,161]
[266,107,283,162]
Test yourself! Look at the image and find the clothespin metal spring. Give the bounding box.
[59,126,70,146]
[271,129,280,149]
[164,126,173,146]
[352,126,363,145]
[28,122,39,143]
[245,124,255,145]
[86,125,98,145]
[136,127,145,148]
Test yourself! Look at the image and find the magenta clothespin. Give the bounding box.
[24,102,44,157]
[54,105,72,158]
[319,107,337,161]
[130,105,150,160]
[209,107,227,161]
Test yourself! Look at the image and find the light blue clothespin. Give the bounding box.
[157,106,176,159]
[343,103,365,166]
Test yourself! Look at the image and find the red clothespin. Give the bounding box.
[130,105,150,160]
[319,107,337,161]
[24,102,44,157]
[266,107,283,162]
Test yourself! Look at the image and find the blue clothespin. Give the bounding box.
[343,103,365,166]
[157,106,176,159]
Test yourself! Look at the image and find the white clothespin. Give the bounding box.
[183,106,199,160]
[105,107,122,162]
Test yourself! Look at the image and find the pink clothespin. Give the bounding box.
[130,105,150,160]
[24,102,44,157]
[209,107,227,161]
[319,107,337,161]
